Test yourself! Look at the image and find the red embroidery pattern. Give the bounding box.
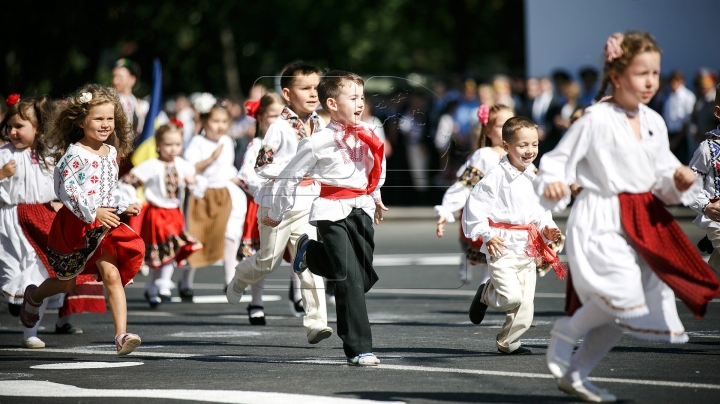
[165,162,179,200]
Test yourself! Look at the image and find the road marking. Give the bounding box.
[31,362,144,370]
[168,331,262,338]
[0,381,402,403]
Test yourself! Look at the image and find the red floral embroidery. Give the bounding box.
[72,161,80,169]
[87,190,96,195]
[91,161,99,169]
[90,175,99,184]
[62,169,69,178]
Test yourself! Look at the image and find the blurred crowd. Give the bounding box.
[3,64,717,205]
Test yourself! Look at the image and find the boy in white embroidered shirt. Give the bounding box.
[264,70,388,366]
[463,116,564,355]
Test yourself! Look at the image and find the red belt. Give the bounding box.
[488,219,566,279]
[271,179,315,187]
[319,184,368,200]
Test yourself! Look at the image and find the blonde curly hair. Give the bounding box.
[47,84,134,162]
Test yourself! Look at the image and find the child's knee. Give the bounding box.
[59,279,77,294]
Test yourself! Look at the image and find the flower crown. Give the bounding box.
[170,117,184,129]
[192,93,217,115]
[5,94,20,108]
[78,92,93,104]
[605,32,624,63]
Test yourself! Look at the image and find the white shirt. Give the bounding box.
[183,134,237,189]
[688,126,720,229]
[434,114,455,150]
[663,85,696,133]
[124,157,196,209]
[237,138,264,198]
[434,147,503,223]
[254,108,324,209]
[0,145,55,206]
[269,120,385,224]
[532,91,553,128]
[463,157,556,257]
[55,144,130,224]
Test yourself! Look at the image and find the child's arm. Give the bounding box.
[370,141,388,225]
[262,138,318,227]
[55,155,101,224]
[237,139,264,196]
[462,173,500,247]
[0,160,16,181]
[193,144,223,173]
[651,127,700,206]
[687,141,713,215]
[254,125,284,179]
[435,166,482,236]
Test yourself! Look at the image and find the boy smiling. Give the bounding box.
[264,70,387,366]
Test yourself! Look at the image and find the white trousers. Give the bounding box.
[707,227,720,272]
[482,252,537,353]
[234,206,327,332]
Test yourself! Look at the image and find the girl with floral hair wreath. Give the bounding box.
[538,31,720,402]
[20,84,145,355]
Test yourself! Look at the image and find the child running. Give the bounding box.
[19,84,145,355]
[0,94,102,348]
[182,96,245,298]
[121,121,203,307]
[436,104,514,285]
[464,116,564,356]
[537,31,720,402]
[235,93,284,325]
[227,62,332,344]
[267,70,387,365]
[689,84,720,271]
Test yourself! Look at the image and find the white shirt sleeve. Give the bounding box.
[268,137,318,221]
[689,141,712,215]
[462,174,500,243]
[435,182,470,223]
[255,124,285,179]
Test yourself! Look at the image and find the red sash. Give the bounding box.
[488,219,566,279]
[348,125,384,194]
[319,185,367,200]
[619,192,720,318]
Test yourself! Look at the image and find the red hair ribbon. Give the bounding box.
[245,100,261,119]
[477,104,490,125]
[5,94,20,108]
[170,118,184,129]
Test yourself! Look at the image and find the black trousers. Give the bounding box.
[306,208,379,357]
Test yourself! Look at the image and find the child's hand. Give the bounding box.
[673,165,696,192]
[261,215,281,228]
[543,181,568,201]
[124,204,142,217]
[570,183,583,198]
[96,208,120,228]
[185,175,197,185]
[485,235,507,258]
[210,145,224,161]
[374,201,389,224]
[542,226,562,241]
[705,201,720,222]
[436,217,446,238]
[0,160,17,179]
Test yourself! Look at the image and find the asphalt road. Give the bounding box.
[1,216,719,403]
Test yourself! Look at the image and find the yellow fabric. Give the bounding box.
[131,137,159,167]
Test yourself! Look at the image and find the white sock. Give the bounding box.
[146,267,162,296]
[224,238,239,287]
[55,314,71,328]
[566,323,624,383]
[251,278,265,306]
[290,272,302,302]
[23,299,47,340]
[181,266,196,290]
[156,263,176,294]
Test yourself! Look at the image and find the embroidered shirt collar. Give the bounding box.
[499,156,535,180]
[281,106,321,135]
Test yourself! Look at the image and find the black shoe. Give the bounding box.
[55,323,83,335]
[178,280,194,303]
[698,235,714,254]
[468,283,488,325]
[498,346,532,355]
[144,291,161,308]
[8,303,21,317]
[247,305,266,326]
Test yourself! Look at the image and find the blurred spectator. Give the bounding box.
[520,77,540,118]
[434,99,459,174]
[453,79,480,148]
[551,69,571,104]
[692,68,719,143]
[362,98,391,157]
[539,81,581,161]
[174,95,197,148]
[112,58,149,135]
[399,92,430,192]
[578,67,599,107]
[664,70,696,164]
[529,77,559,140]
[492,75,520,111]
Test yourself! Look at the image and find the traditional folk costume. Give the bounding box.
[121,157,202,303]
[271,120,385,361]
[0,145,105,346]
[183,133,245,288]
[537,102,720,394]
[48,144,144,286]
[689,125,720,271]
[229,106,330,341]
[435,147,504,284]
[463,157,563,353]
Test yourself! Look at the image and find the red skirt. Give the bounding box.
[46,206,144,287]
[141,205,203,269]
[18,203,106,315]
[239,196,260,259]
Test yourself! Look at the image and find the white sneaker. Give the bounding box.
[140,264,150,276]
[22,336,45,349]
[347,353,380,366]
[547,317,576,378]
[226,279,248,304]
[558,376,617,402]
[307,326,333,344]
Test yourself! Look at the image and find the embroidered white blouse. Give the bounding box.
[254,108,324,210]
[463,157,555,257]
[237,138,263,198]
[435,147,504,223]
[123,157,196,209]
[55,144,130,224]
[269,120,386,224]
[0,144,55,206]
[183,134,237,189]
[688,127,720,229]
